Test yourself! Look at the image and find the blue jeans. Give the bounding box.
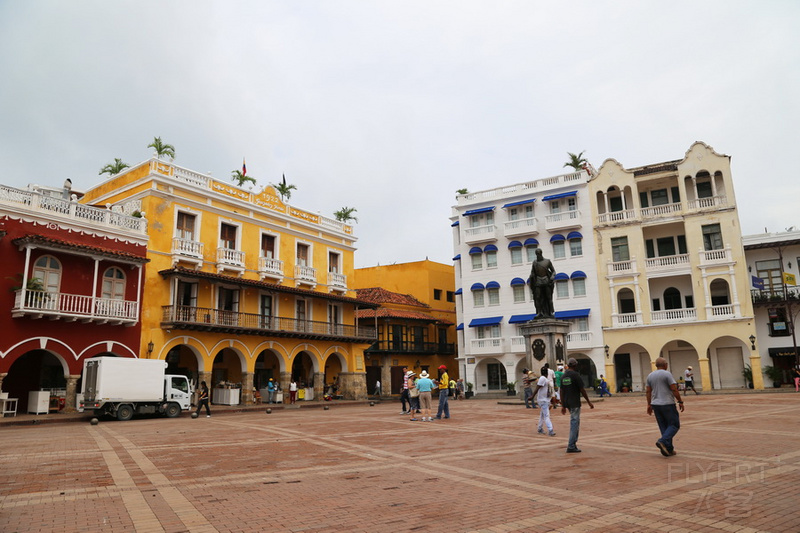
[267,390,274,404]
[523,388,534,408]
[567,407,581,450]
[436,389,450,418]
[652,404,681,451]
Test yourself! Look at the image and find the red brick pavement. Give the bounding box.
[1,392,799,532]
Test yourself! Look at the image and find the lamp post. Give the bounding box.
[147,341,154,356]
[604,345,610,359]
[749,335,756,351]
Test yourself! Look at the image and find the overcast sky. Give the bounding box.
[1,1,798,268]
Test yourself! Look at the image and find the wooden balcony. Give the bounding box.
[161,305,376,342]
[13,290,139,325]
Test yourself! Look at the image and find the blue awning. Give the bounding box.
[550,234,566,242]
[452,254,461,261]
[469,316,503,327]
[454,288,463,295]
[470,283,485,291]
[451,220,460,227]
[567,231,583,240]
[524,238,539,246]
[456,323,464,331]
[508,240,523,249]
[509,314,536,324]
[485,281,500,289]
[571,270,587,279]
[464,206,495,216]
[483,244,498,252]
[502,198,536,208]
[510,277,527,286]
[554,309,590,319]
[542,191,577,201]
[554,273,569,281]
[469,247,483,255]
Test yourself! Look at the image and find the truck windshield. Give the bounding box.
[171,377,189,393]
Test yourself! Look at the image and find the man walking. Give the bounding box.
[684,366,699,395]
[646,357,684,457]
[435,365,450,419]
[559,358,594,453]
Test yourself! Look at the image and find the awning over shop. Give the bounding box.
[468,316,503,327]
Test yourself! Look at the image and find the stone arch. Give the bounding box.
[709,277,731,306]
[254,348,283,391]
[707,335,749,389]
[1,337,76,373]
[160,336,208,371]
[609,342,650,392]
[79,341,137,361]
[473,356,508,393]
[3,348,70,412]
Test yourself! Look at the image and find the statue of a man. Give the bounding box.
[529,248,556,319]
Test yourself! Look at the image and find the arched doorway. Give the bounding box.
[254,349,281,391]
[4,350,68,412]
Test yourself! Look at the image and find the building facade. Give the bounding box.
[743,229,800,385]
[0,182,148,413]
[354,260,458,394]
[451,170,604,396]
[589,142,762,392]
[80,158,377,403]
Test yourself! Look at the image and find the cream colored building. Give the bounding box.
[589,142,762,391]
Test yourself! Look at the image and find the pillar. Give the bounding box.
[313,372,325,401]
[242,372,254,405]
[64,374,81,413]
[380,356,391,398]
[749,354,765,390]
[698,357,711,392]
[280,371,291,403]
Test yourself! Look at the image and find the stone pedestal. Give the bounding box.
[519,318,571,372]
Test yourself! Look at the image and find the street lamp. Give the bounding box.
[604,345,610,359]
[147,341,154,355]
[749,335,756,351]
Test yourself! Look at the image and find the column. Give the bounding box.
[198,371,211,406]
[313,372,324,401]
[280,371,291,403]
[698,357,712,392]
[242,372,253,405]
[749,354,765,390]
[380,356,391,398]
[63,374,81,412]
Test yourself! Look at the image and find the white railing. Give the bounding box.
[651,308,697,323]
[504,218,539,237]
[700,246,732,264]
[295,265,317,283]
[470,337,504,354]
[597,209,636,224]
[544,210,581,230]
[645,254,690,270]
[567,331,593,346]
[258,257,284,278]
[172,238,204,258]
[456,171,585,205]
[688,195,727,210]
[710,304,735,318]
[328,271,347,289]
[608,260,634,275]
[0,184,146,234]
[612,312,641,327]
[640,202,682,218]
[464,224,498,243]
[509,336,526,352]
[171,166,210,188]
[13,290,138,322]
[217,247,245,266]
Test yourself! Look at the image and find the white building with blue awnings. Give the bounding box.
[451,169,605,395]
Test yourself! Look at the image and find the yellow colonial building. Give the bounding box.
[589,142,762,392]
[80,158,378,403]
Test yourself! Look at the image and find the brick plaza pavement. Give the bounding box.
[1,392,799,532]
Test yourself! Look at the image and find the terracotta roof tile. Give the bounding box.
[355,287,429,308]
[356,308,453,325]
[11,234,148,262]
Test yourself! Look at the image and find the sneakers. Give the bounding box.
[548,431,556,437]
[206,415,211,418]
[656,440,670,457]
[566,448,581,453]
[537,428,545,434]
[669,449,677,456]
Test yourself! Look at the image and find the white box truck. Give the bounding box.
[80,356,192,421]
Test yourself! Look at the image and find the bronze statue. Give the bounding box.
[529,248,556,319]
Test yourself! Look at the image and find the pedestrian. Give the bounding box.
[794,365,800,392]
[646,357,685,457]
[400,366,410,414]
[435,365,450,419]
[196,381,211,417]
[374,379,382,398]
[267,378,275,404]
[456,378,465,400]
[560,358,594,453]
[598,375,612,397]
[533,365,556,436]
[545,363,556,408]
[416,370,436,421]
[522,369,535,408]
[684,366,700,395]
[449,377,457,398]
[407,371,421,419]
[553,364,564,407]
[289,379,298,404]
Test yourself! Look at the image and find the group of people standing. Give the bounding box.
[399,365,460,422]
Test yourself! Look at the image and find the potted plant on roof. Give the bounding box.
[763,365,783,388]
[506,381,517,396]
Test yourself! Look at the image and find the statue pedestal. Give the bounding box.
[519,319,571,372]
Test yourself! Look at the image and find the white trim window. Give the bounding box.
[569,238,583,257]
[553,241,566,259]
[510,247,523,265]
[101,267,126,300]
[485,250,498,268]
[487,287,500,306]
[556,280,569,299]
[32,255,61,293]
[512,284,526,303]
[526,244,538,263]
[572,277,586,297]
[471,253,483,270]
[473,289,485,307]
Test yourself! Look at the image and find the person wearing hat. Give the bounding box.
[522,369,536,409]
[415,370,436,421]
[559,358,594,453]
[684,366,699,395]
[406,371,421,419]
[267,378,275,404]
[400,366,411,414]
[435,365,450,419]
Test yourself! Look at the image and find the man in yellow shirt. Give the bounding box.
[435,365,450,419]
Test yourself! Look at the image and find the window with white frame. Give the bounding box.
[487,287,500,306]
[513,284,526,303]
[572,277,586,297]
[611,236,630,262]
[526,244,538,262]
[510,247,523,265]
[176,212,197,241]
[549,201,561,214]
[476,324,501,339]
[261,234,276,258]
[473,289,485,307]
[471,253,483,270]
[328,251,341,273]
[556,280,569,298]
[296,243,310,266]
[567,197,577,211]
[574,317,589,331]
[101,267,126,300]
[220,223,237,250]
[553,241,566,259]
[485,250,497,268]
[470,212,494,227]
[569,238,583,257]
[32,255,61,293]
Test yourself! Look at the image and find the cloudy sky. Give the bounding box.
[1,1,798,268]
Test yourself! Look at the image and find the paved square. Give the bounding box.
[1,393,798,532]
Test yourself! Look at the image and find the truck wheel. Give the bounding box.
[165,402,181,418]
[116,404,134,421]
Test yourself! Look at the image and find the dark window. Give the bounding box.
[657,237,676,257]
[433,289,442,300]
[220,224,236,249]
[446,291,455,302]
[651,189,668,206]
[664,288,681,310]
[261,234,275,258]
[645,239,655,258]
[671,186,680,203]
[677,235,688,254]
[697,181,713,198]
[609,195,623,212]
[618,289,635,314]
[652,299,661,311]
[702,224,723,251]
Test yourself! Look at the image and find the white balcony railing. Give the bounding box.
[503,218,539,237]
[688,195,727,210]
[597,209,636,224]
[651,308,697,323]
[710,304,735,318]
[13,290,139,323]
[544,210,581,231]
[328,271,347,290]
[470,337,505,354]
[258,257,284,278]
[608,260,635,275]
[172,238,204,258]
[295,265,317,284]
[640,202,682,219]
[700,246,732,264]
[464,224,498,244]
[612,312,641,327]
[566,331,593,347]
[509,336,526,352]
[645,254,690,271]
[217,247,245,267]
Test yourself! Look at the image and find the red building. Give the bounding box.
[0,183,148,413]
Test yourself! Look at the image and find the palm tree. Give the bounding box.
[99,158,129,176]
[271,174,297,201]
[334,207,358,223]
[563,151,587,171]
[231,170,256,187]
[148,137,176,160]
